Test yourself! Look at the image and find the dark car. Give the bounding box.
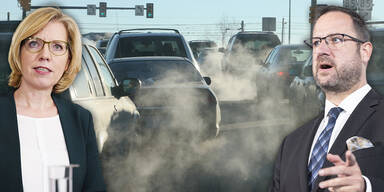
[221,31,281,74]
[96,39,109,55]
[108,56,221,139]
[260,44,311,100]
[289,55,323,123]
[104,28,200,71]
[189,40,218,59]
[264,44,311,83]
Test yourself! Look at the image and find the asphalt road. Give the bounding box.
[102,98,319,192]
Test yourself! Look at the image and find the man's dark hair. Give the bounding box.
[313,5,370,42]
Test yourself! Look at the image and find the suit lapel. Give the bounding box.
[0,91,23,190]
[297,114,324,192]
[52,95,82,166]
[312,90,379,191]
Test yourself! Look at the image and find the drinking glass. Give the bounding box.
[48,164,79,192]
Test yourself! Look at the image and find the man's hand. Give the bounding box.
[318,150,365,192]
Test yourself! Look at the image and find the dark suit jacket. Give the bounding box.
[0,91,106,192]
[270,89,384,192]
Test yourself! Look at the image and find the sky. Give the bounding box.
[2,0,384,46]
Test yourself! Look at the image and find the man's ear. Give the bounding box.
[360,42,373,66]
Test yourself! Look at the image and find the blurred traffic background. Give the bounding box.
[1,0,383,191]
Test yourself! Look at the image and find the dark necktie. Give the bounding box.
[308,107,343,190]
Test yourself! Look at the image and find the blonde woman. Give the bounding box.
[0,7,106,192]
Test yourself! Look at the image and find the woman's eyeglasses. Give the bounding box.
[23,37,69,56]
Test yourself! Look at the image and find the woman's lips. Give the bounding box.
[33,66,52,74]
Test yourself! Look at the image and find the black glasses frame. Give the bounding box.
[304,33,366,48]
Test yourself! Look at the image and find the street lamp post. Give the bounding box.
[288,0,291,44]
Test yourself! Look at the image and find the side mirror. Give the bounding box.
[112,78,141,99]
[122,78,141,96]
[203,76,211,85]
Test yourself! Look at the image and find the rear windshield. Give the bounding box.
[112,60,202,84]
[276,47,311,64]
[234,34,281,52]
[114,36,187,58]
[189,41,217,50]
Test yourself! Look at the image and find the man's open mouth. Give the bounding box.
[320,64,333,69]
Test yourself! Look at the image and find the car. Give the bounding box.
[264,44,312,81]
[189,40,218,59]
[288,55,323,123]
[257,44,311,100]
[96,39,109,55]
[68,41,140,153]
[0,33,140,155]
[108,56,221,139]
[104,28,200,71]
[221,31,281,74]
[196,47,224,76]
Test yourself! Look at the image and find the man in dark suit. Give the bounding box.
[270,6,384,192]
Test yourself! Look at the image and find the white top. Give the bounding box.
[308,84,372,192]
[17,114,70,192]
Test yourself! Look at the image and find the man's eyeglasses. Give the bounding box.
[23,37,69,56]
[304,33,366,50]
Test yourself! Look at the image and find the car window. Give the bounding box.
[114,36,187,58]
[269,46,311,67]
[265,47,279,65]
[71,58,93,98]
[277,48,311,63]
[112,60,202,84]
[88,46,116,96]
[82,46,104,96]
[234,34,280,52]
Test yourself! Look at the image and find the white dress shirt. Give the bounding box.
[308,84,372,192]
[17,114,70,192]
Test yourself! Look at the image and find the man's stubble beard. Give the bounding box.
[314,54,362,93]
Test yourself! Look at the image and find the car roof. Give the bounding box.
[235,31,277,35]
[189,40,216,43]
[116,32,182,38]
[115,28,181,37]
[111,56,191,62]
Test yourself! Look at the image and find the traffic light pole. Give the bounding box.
[288,0,291,44]
[30,6,137,10]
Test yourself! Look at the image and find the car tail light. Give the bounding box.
[277,71,285,76]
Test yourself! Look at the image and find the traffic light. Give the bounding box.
[99,2,107,17]
[146,3,154,18]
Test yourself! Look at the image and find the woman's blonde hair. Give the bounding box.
[8,7,82,93]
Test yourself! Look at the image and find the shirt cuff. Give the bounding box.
[362,175,372,192]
